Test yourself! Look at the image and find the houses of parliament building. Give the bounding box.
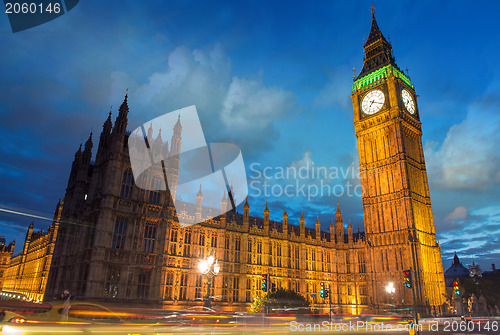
[0,12,446,314]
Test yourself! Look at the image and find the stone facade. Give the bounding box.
[0,238,15,291]
[2,13,445,314]
[1,204,60,302]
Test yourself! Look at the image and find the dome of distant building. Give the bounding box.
[444,253,470,286]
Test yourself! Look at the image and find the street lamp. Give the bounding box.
[199,256,220,308]
[386,282,395,314]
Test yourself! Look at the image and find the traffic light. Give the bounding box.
[324,287,329,298]
[270,282,276,293]
[261,274,268,292]
[453,280,460,295]
[320,282,325,298]
[403,270,412,288]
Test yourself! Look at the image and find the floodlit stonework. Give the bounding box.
[2,13,446,314]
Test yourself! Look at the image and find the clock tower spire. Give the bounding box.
[351,11,445,314]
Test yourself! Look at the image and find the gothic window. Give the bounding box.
[170,229,177,242]
[358,252,366,273]
[235,238,241,251]
[222,275,228,301]
[211,235,217,248]
[143,221,156,253]
[112,216,128,249]
[183,244,190,257]
[224,238,230,261]
[137,269,151,299]
[195,275,202,300]
[247,239,252,263]
[104,266,120,298]
[294,247,300,269]
[148,176,162,205]
[233,276,239,302]
[185,231,191,244]
[199,234,205,246]
[179,273,188,300]
[120,168,133,199]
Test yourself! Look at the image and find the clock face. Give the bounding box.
[361,89,385,115]
[401,89,415,114]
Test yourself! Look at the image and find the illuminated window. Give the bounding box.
[148,176,162,205]
[142,221,156,253]
[104,266,120,298]
[112,216,128,249]
[137,269,151,299]
[120,169,133,199]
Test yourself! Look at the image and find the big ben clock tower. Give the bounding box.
[351,10,445,312]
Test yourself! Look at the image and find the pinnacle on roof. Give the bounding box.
[364,10,389,47]
[197,185,203,197]
[356,9,399,80]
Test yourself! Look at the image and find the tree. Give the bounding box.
[250,294,266,313]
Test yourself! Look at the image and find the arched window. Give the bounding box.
[112,216,128,249]
[143,221,157,253]
[120,169,133,199]
[148,176,162,205]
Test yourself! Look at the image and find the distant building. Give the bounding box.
[0,238,15,290]
[1,204,61,302]
[444,253,470,286]
[469,262,482,278]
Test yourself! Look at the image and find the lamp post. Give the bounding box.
[198,256,220,308]
[386,282,395,314]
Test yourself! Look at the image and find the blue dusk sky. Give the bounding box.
[1,1,499,271]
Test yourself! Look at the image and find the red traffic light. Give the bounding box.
[453,281,459,286]
[403,270,410,276]
[320,282,324,287]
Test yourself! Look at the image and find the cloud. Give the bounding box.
[425,95,500,191]
[110,45,296,157]
[314,66,352,111]
[444,206,467,221]
[221,77,294,131]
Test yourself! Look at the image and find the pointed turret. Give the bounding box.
[113,94,129,134]
[300,211,305,237]
[220,191,228,214]
[282,206,288,234]
[195,185,203,222]
[82,132,93,165]
[356,9,399,80]
[336,203,344,243]
[243,197,250,227]
[147,123,153,143]
[264,201,270,222]
[170,114,182,155]
[97,111,113,162]
[103,111,112,134]
[330,216,335,241]
[347,219,353,243]
[315,214,321,240]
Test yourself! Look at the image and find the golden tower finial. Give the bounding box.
[371,3,375,15]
